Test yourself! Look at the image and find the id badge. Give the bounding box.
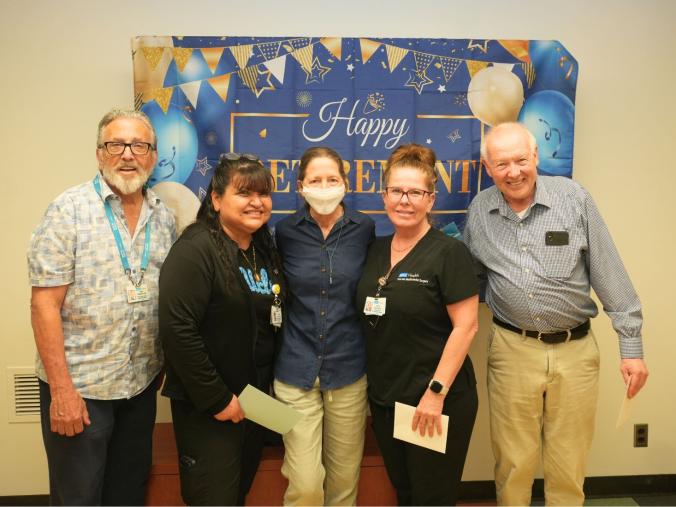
[364,296,386,316]
[127,283,150,304]
[270,305,282,328]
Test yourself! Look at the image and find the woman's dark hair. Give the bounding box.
[297,146,349,186]
[195,154,280,286]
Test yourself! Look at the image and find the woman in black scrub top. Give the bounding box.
[159,153,284,505]
[356,144,479,506]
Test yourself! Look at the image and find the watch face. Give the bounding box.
[429,380,443,393]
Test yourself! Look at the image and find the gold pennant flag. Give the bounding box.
[290,37,312,50]
[148,87,173,113]
[439,57,461,82]
[360,38,381,64]
[498,40,530,63]
[231,44,254,70]
[385,44,408,72]
[172,47,193,72]
[522,62,536,88]
[291,44,314,73]
[207,73,231,102]
[466,60,489,78]
[257,41,281,61]
[141,47,165,71]
[412,51,434,72]
[201,47,225,74]
[238,66,259,96]
[320,37,342,61]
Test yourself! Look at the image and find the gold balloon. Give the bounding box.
[467,66,524,126]
[151,182,200,235]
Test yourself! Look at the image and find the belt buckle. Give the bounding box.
[536,331,543,341]
[565,329,572,342]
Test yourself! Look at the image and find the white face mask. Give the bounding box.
[301,184,346,215]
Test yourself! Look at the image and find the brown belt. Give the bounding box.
[493,317,590,344]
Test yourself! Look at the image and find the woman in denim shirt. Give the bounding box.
[274,147,375,505]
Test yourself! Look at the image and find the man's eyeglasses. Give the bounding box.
[220,152,261,162]
[99,142,155,156]
[384,187,434,203]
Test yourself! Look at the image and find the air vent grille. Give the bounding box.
[7,367,40,423]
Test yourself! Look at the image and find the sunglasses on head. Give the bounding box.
[219,152,260,162]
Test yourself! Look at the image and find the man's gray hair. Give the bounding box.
[480,122,537,162]
[96,109,156,146]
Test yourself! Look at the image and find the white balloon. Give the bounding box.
[151,182,200,234]
[467,66,524,126]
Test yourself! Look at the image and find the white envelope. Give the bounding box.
[615,380,633,429]
[238,384,303,434]
[393,401,449,454]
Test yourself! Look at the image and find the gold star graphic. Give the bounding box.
[307,57,331,84]
[255,67,275,97]
[405,69,433,95]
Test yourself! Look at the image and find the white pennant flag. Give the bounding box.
[264,55,287,85]
[179,81,202,109]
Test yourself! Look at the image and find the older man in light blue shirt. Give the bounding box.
[464,122,648,506]
[28,109,176,505]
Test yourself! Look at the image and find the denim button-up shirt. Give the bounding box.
[274,206,375,390]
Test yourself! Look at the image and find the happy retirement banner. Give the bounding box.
[132,37,577,235]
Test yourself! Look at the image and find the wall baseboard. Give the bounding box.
[2,474,674,505]
[460,474,676,501]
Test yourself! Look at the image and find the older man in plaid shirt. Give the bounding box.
[464,122,648,506]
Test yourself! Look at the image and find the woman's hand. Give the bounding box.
[213,394,245,423]
[412,389,445,437]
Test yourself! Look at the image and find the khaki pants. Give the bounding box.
[488,324,600,506]
[274,375,367,506]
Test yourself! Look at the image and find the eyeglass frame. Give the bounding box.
[383,186,435,202]
[98,141,156,156]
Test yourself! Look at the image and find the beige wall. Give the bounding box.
[2,0,674,496]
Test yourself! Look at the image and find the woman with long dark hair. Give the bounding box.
[159,153,285,505]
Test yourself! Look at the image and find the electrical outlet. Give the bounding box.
[634,424,648,447]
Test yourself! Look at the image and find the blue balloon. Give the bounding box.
[518,90,575,176]
[142,102,198,186]
[528,40,578,103]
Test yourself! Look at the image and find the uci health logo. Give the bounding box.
[397,272,430,284]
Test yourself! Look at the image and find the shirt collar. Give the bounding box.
[94,172,160,208]
[292,204,363,226]
[488,176,553,217]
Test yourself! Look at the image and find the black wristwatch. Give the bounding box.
[428,379,449,395]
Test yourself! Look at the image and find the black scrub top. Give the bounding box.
[356,227,479,407]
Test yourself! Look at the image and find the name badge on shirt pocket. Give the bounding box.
[545,231,569,246]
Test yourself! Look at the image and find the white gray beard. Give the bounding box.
[101,166,149,195]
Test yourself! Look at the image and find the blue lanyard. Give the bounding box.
[93,175,151,286]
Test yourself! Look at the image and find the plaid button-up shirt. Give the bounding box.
[464,176,643,358]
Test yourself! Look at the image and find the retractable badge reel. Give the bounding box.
[270,283,282,328]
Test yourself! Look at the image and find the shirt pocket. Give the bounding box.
[538,244,579,279]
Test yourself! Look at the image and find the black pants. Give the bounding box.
[370,386,478,506]
[171,366,272,506]
[39,378,157,506]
